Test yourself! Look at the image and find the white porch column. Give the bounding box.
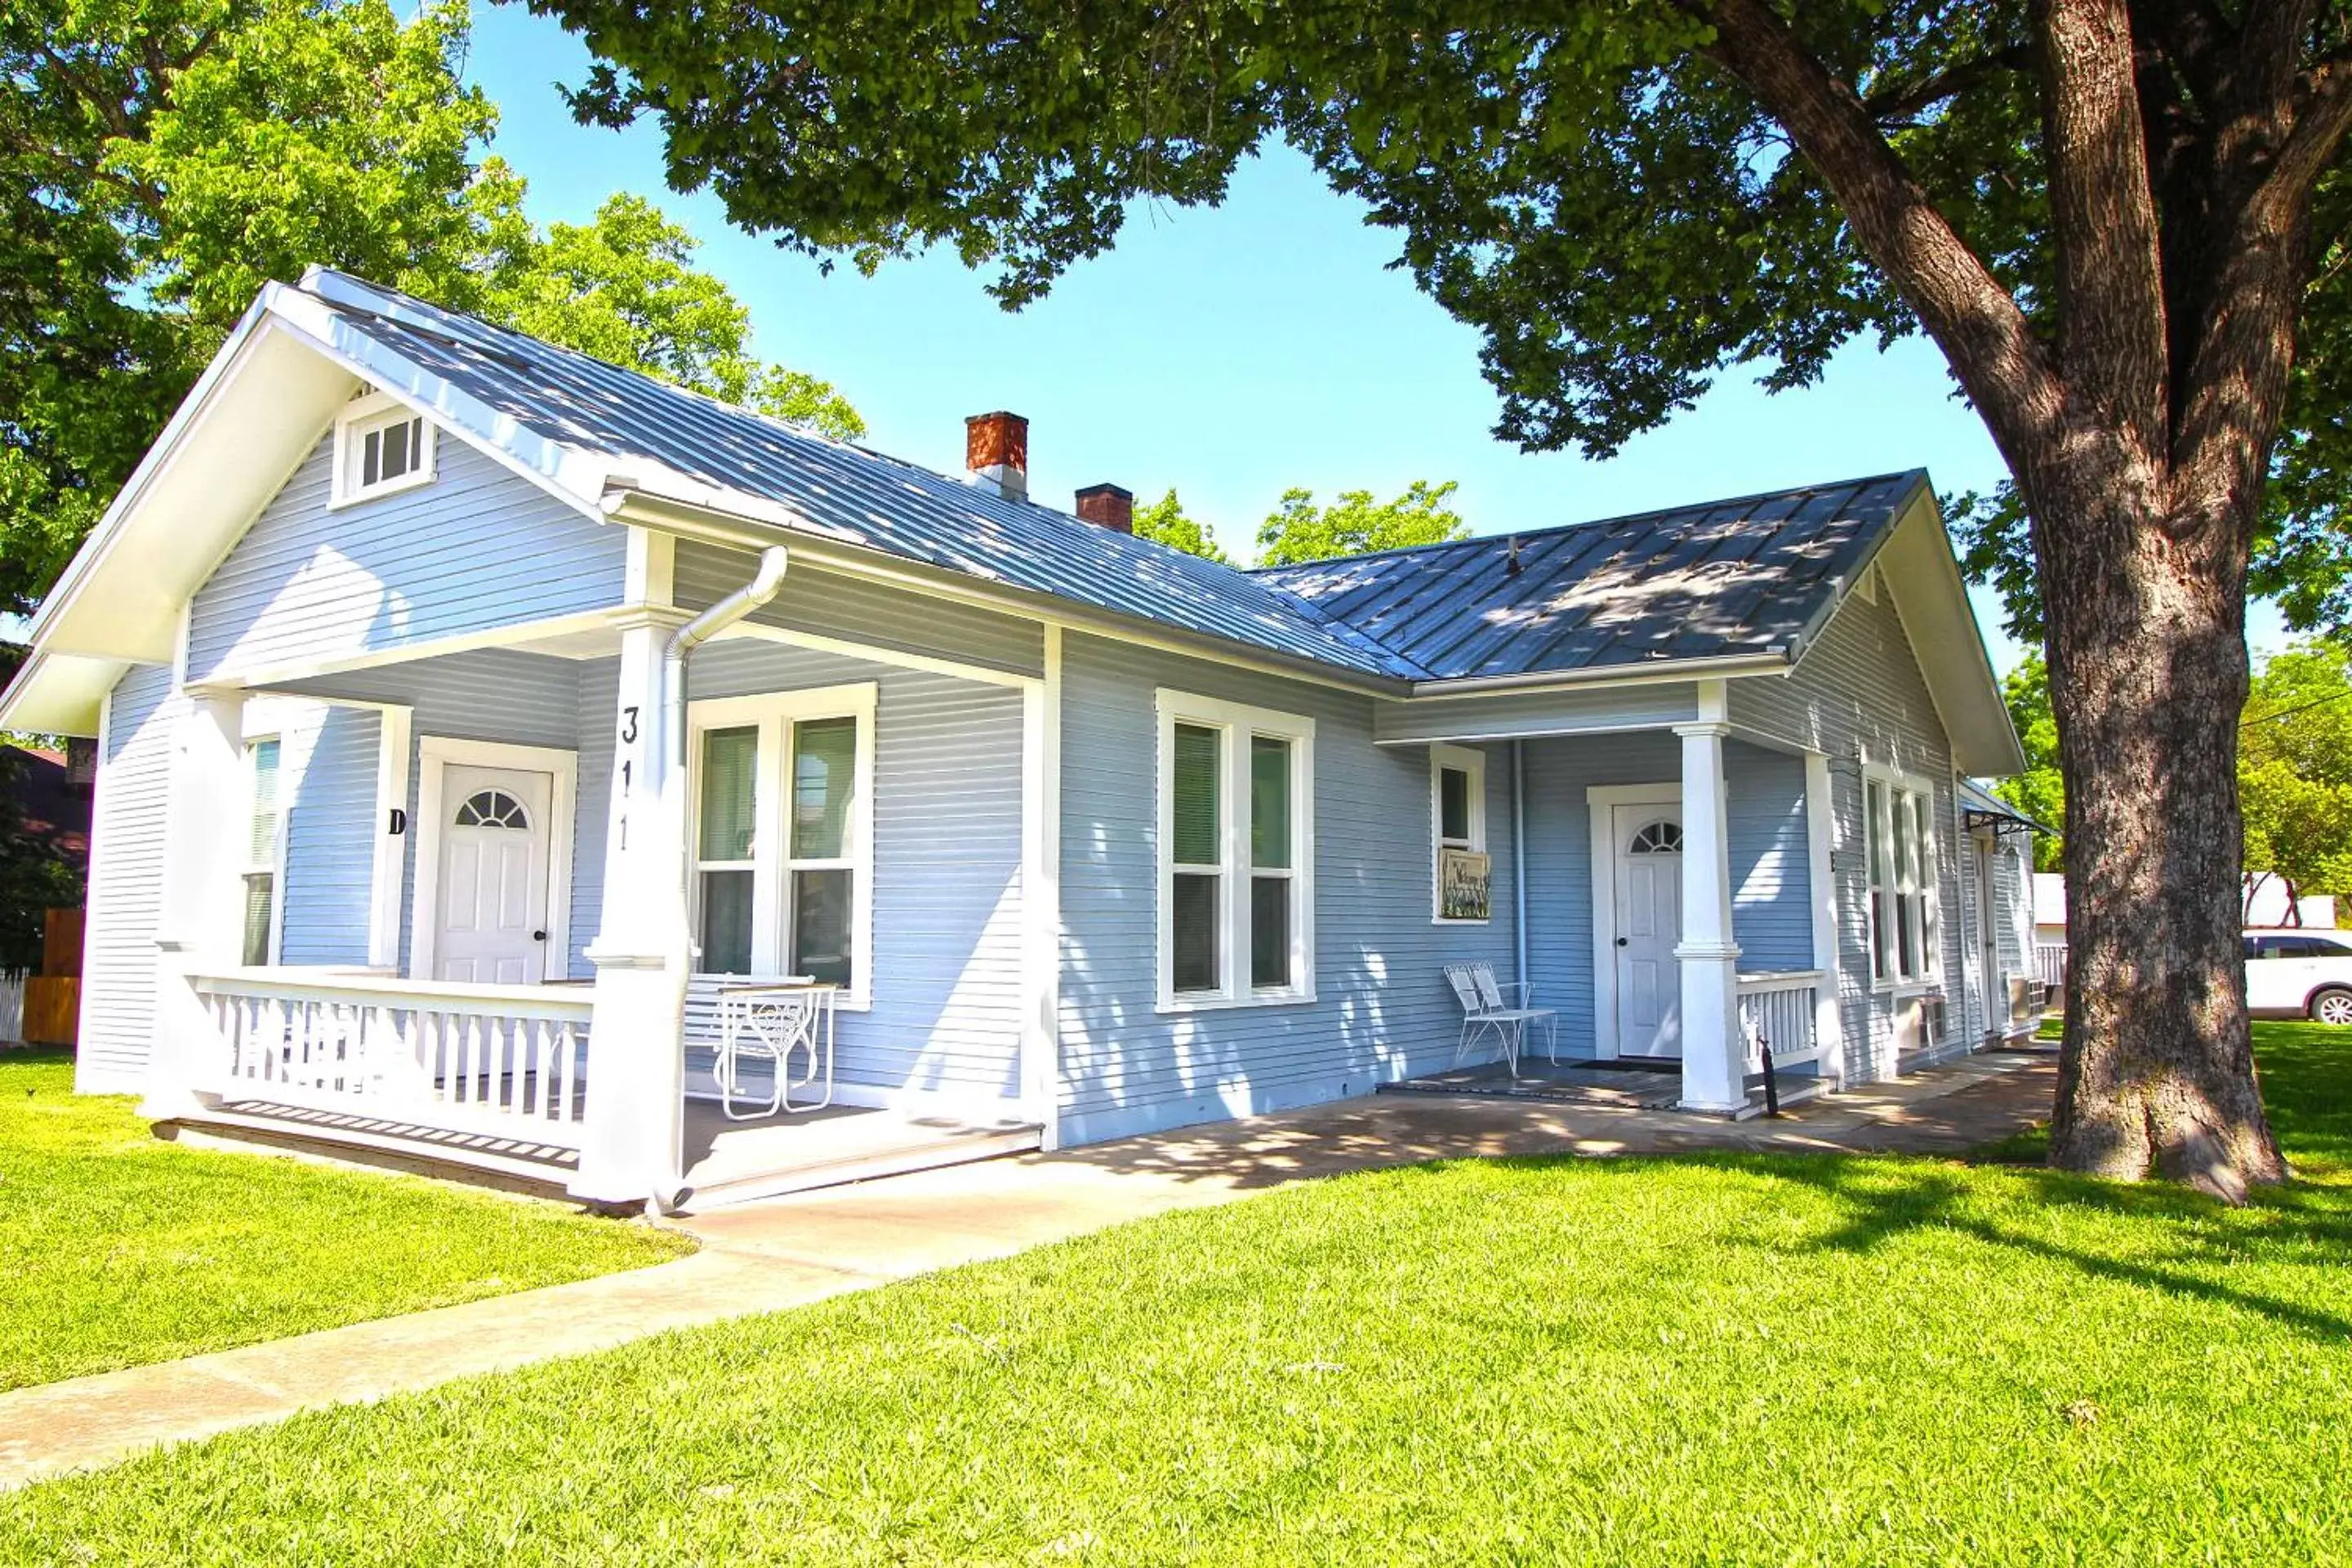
[1804,751,1847,1088]
[144,686,247,1121]
[573,611,693,1208]
[1018,626,1064,1147]
[1674,704,1745,1114]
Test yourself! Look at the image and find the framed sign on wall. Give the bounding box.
[1439,847,1492,923]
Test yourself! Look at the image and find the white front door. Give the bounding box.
[434,764,554,983]
[1613,804,1684,1057]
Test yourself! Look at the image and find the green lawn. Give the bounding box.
[0,1048,690,1391]
[6,1031,2351,1565]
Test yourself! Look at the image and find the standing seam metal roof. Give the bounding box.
[294,272,1424,681]
[1250,472,1927,681]
[298,272,1924,690]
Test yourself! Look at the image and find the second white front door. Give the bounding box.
[1613,804,1684,1057]
[434,764,554,984]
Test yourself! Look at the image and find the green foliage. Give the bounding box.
[7,1024,2349,1560]
[1993,655,2064,873]
[0,0,859,617]
[1255,479,1468,568]
[0,1049,689,1391]
[2241,642,2352,899]
[1128,488,1228,564]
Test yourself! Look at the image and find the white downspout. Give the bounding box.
[645,545,786,1212]
[1512,739,1530,999]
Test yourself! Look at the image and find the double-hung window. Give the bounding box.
[241,737,284,967]
[1865,771,1940,986]
[331,392,437,506]
[688,684,876,1004]
[1156,690,1315,1009]
[1430,743,1489,923]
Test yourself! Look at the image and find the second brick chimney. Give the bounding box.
[1075,483,1134,534]
[964,411,1028,502]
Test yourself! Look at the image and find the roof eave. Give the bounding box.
[1405,648,1793,700]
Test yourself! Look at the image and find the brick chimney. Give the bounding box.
[964,411,1028,502]
[1075,483,1134,534]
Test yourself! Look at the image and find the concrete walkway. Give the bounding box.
[0,1048,2055,1490]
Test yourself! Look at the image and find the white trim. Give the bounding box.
[684,681,878,1009]
[1860,762,1944,991]
[239,733,287,967]
[408,736,578,984]
[1022,625,1063,1144]
[1803,751,1846,1089]
[215,609,632,690]
[328,390,438,508]
[713,619,1039,691]
[368,706,412,969]
[1586,781,1682,1060]
[624,526,675,608]
[1153,688,1317,1012]
[1429,742,1490,924]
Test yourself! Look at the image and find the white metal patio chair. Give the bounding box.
[1445,962,1558,1077]
[712,980,837,1120]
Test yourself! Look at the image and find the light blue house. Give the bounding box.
[2,271,2035,1209]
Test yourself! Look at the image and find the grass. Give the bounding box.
[0,1048,691,1391]
[5,1031,2351,1565]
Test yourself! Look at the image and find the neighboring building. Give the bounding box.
[2036,872,2339,992]
[0,270,2029,1208]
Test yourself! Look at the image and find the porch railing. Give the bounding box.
[1737,970,1824,1073]
[190,969,592,1149]
[2034,942,2068,995]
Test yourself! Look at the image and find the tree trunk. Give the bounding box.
[2040,466,2287,1200]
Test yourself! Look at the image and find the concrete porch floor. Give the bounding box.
[2,1048,2056,1490]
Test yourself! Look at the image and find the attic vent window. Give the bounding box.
[332,393,437,506]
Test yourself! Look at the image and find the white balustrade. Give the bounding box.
[192,969,592,1147]
[1736,970,1823,1072]
[2034,942,2068,994]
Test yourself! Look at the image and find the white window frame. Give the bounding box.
[1153,688,1316,1012]
[329,390,438,508]
[1864,764,1943,990]
[685,682,878,1009]
[240,734,287,967]
[1429,742,1489,924]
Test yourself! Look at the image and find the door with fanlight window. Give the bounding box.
[433,765,555,983]
[1612,807,1684,1057]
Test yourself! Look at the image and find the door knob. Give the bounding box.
[1615,937,1629,947]
[533,929,549,942]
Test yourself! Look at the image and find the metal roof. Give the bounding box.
[1251,473,1928,681]
[293,271,1422,681]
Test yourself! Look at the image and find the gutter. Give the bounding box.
[657,544,791,894]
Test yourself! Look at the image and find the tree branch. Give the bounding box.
[1690,0,2069,469]
[1861,45,2032,123]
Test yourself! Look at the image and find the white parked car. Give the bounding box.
[2244,929,2352,1024]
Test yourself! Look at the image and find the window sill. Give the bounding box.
[327,469,435,510]
[1155,985,1319,1014]
[1432,916,1492,928]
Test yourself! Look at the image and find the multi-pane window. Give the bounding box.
[334,395,436,505]
[1156,691,1314,1008]
[1429,743,1488,923]
[241,737,283,967]
[686,685,875,1001]
[1867,773,1939,984]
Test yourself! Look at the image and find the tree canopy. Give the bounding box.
[1129,488,1229,564]
[1255,481,1468,568]
[0,0,858,617]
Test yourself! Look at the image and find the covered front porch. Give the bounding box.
[140,536,1058,1210]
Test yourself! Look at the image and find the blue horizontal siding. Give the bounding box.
[185,430,625,681]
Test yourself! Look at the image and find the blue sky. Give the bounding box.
[456,7,2279,679]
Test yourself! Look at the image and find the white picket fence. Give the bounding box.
[193,971,593,1149]
[0,976,22,1045]
[1737,970,1824,1072]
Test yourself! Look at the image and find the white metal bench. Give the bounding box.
[1445,963,1557,1077]
[712,980,837,1120]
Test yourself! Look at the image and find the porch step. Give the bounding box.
[162,1104,578,1199]
[680,1121,1045,1211]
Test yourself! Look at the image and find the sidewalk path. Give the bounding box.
[0,1048,2055,1490]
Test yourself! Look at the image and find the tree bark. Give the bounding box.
[2037,461,2287,1199]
